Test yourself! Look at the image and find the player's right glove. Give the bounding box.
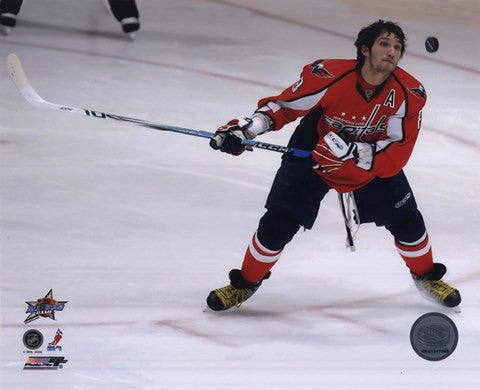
[210,113,272,156]
[323,131,375,170]
[313,131,375,173]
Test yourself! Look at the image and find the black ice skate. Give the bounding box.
[0,13,16,36]
[121,17,140,34]
[411,263,461,308]
[206,269,270,311]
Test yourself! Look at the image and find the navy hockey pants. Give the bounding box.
[257,157,426,251]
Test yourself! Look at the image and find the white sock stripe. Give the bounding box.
[253,232,282,255]
[121,17,139,25]
[397,241,431,258]
[397,231,428,247]
[248,240,282,263]
[1,13,16,19]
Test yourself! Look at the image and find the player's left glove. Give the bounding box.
[323,131,375,170]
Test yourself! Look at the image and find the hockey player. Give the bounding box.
[0,0,22,35]
[0,0,140,37]
[207,20,461,311]
[49,329,63,346]
[106,0,140,37]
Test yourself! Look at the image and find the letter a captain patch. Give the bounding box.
[384,89,395,107]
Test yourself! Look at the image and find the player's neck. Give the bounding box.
[360,64,391,85]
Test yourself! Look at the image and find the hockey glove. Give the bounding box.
[323,131,375,171]
[210,113,272,156]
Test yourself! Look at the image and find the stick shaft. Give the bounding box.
[7,53,311,158]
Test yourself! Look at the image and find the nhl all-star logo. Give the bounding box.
[25,289,68,324]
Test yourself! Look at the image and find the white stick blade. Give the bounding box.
[6,53,80,112]
[7,53,30,91]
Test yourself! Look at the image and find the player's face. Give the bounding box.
[362,31,402,75]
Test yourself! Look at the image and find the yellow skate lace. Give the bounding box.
[214,285,250,309]
[422,280,456,302]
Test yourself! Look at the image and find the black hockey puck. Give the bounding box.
[425,37,439,53]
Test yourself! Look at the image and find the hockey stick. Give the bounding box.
[7,53,311,158]
[338,192,359,252]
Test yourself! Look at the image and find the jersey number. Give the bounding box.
[292,77,304,93]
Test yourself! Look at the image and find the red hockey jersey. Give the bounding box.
[256,59,427,192]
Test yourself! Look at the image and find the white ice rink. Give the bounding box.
[1,0,479,389]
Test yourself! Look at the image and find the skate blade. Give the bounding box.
[0,26,10,36]
[451,305,461,314]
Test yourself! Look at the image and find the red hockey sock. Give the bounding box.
[395,231,433,275]
[241,231,283,283]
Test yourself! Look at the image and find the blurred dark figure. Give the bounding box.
[107,0,140,38]
[0,0,22,35]
[0,0,140,37]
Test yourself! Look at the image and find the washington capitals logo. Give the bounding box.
[408,84,427,99]
[25,289,68,324]
[310,60,334,78]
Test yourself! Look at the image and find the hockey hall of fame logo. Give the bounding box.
[24,289,68,324]
[410,312,459,361]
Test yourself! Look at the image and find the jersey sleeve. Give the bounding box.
[371,83,427,178]
[255,60,355,131]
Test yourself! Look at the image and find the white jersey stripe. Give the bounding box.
[259,89,328,114]
[375,100,406,152]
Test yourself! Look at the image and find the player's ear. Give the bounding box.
[361,45,370,58]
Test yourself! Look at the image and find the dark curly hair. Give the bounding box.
[355,20,406,67]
